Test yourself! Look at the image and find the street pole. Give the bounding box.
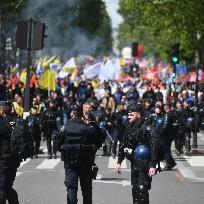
[172,63,176,98]
[192,64,199,148]
[23,18,33,118]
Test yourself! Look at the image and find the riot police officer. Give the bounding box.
[174,100,184,155]
[149,105,164,135]
[143,99,153,120]
[58,104,104,204]
[162,103,177,170]
[116,104,160,204]
[41,100,61,159]
[0,101,21,204]
[111,102,128,158]
[27,106,41,158]
[179,100,195,155]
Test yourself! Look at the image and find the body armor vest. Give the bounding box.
[61,120,97,162]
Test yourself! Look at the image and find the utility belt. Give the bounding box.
[132,158,150,171]
[172,122,179,130]
[60,144,97,162]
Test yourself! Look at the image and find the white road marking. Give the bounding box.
[36,159,61,169]
[94,179,131,186]
[16,172,23,177]
[108,156,127,169]
[176,160,204,182]
[184,156,204,167]
[96,174,102,180]
[19,158,31,169]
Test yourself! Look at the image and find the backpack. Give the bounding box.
[10,118,34,160]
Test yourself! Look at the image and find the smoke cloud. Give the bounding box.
[20,0,107,57]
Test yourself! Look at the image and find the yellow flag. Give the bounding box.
[39,70,56,90]
[42,56,48,64]
[53,57,60,64]
[11,66,18,74]
[49,71,56,90]
[42,56,57,67]
[13,102,24,117]
[19,69,27,84]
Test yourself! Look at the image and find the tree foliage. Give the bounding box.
[0,0,26,17]
[118,0,204,63]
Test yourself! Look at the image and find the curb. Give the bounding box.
[176,160,204,183]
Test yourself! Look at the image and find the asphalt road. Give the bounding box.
[14,150,204,204]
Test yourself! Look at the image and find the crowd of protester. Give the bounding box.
[1,63,204,166]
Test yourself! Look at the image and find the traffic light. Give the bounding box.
[16,21,29,50]
[32,21,47,50]
[170,43,180,64]
[132,42,138,57]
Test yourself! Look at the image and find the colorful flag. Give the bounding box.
[63,58,76,70]
[19,69,27,85]
[42,56,57,67]
[36,60,43,75]
[38,70,56,90]
[13,102,24,117]
[83,62,102,79]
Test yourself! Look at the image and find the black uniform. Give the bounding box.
[59,118,103,204]
[178,106,195,155]
[174,106,184,155]
[111,109,128,157]
[162,110,177,169]
[0,116,21,204]
[149,112,164,136]
[27,114,41,158]
[41,108,61,159]
[117,118,160,204]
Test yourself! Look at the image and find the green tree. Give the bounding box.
[118,0,204,64]
[0,0,27,66]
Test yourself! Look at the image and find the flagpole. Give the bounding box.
[48,69,50,97]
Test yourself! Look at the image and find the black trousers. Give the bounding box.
[45,128,59,158]
[162,135,176,167]
[112,129,122,156]
[0,158,20,204]
[131,167,152,204]
[175,131,184,153]
[64,161,93,204]
[32,133,41,155]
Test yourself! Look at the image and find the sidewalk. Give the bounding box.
[174,131,204,182]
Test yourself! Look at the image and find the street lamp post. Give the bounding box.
[23,18,33,116]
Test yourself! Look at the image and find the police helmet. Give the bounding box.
[70,104,82,117]
[127,104,143,116]
[99,121,106,129]
[134,145,151,160]
[187,117,194,125]
[156,118,164,127]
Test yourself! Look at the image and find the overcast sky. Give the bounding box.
[104,0,123,29]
